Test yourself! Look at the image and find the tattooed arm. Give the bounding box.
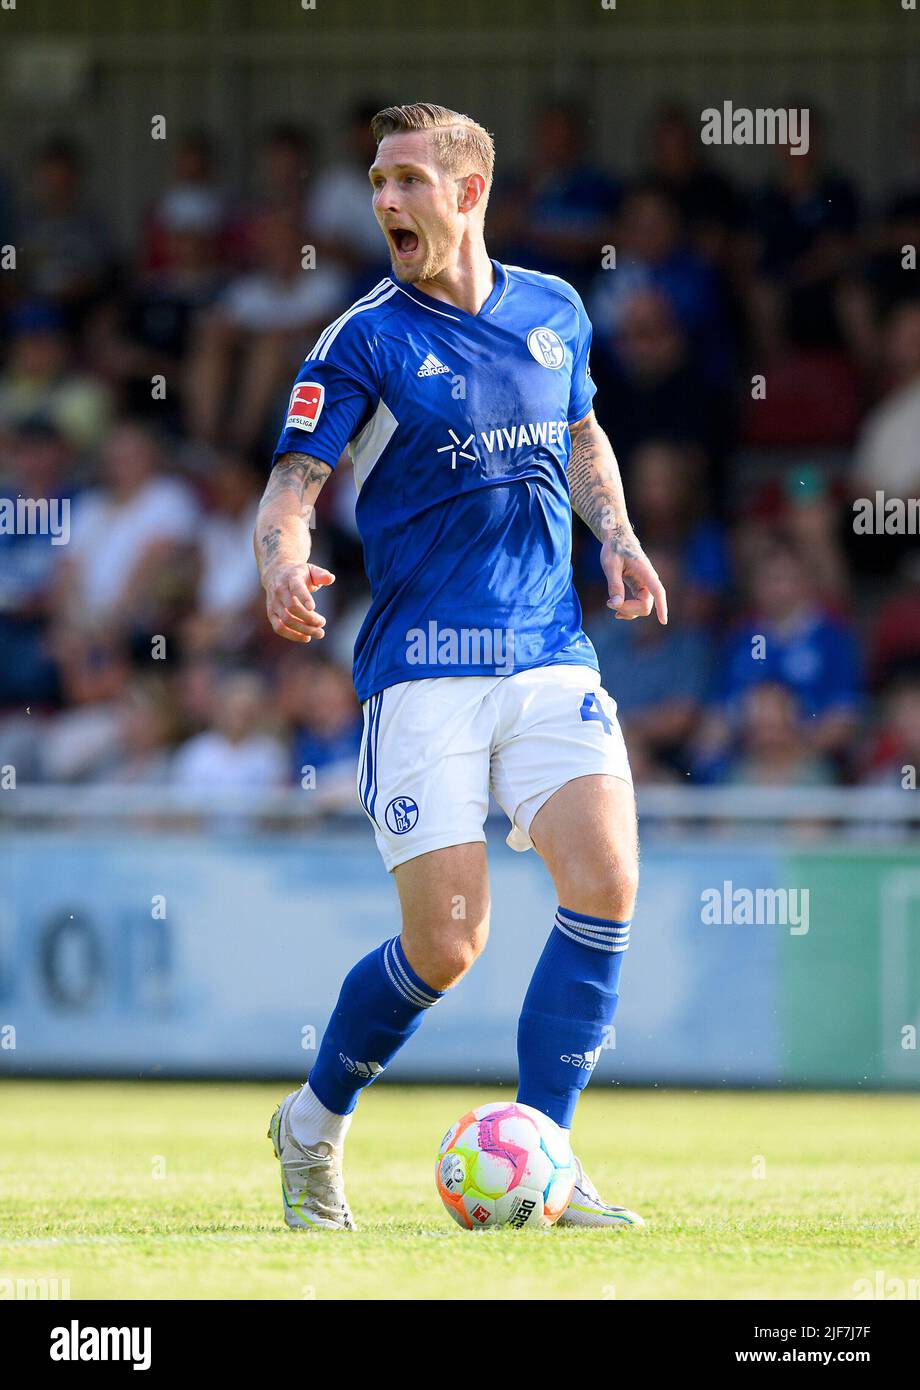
[253,451,335,643]
[567,412,668,624]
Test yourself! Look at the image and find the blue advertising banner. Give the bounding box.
[1,828,916,1087]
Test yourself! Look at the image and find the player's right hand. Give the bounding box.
[264,562,335,643]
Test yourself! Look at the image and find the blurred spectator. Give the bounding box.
[720,683,835,787]
[697,536,861,771]
[739,343,862,447]
[171,671,286,789]
[307,100,389,284]
[851,300,920,499]
[589,180,735,384]
[0,163,17,312]
[491,99,619,292]
[94,197,226,426]
[0,418,73,708]
[747,109,860,354]
[587,548,711,776]
[226,122,316,266]
[104,677,179,784]
[183,455,264,655]
[173,656,222,739]
[868,553,920,691]
[142,128,228,274]
[186,210,346,449]
[20,136,113,326]
[36,633,131,781]
[739,112,865,449]
[277,656,363,791]
[840,163,920,367]
[258,123,315,219]
[58,421,198,635]
[0,302,112,451]
[737,465,850,607]
[625,441,730,624]
[645,102,742,259]
[593,288,733,475]
[0,162,15,242]
[860,676,920,788]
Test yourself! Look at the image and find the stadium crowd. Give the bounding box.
[1,99,920,798]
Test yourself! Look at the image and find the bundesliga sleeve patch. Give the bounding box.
[285,382,325,433]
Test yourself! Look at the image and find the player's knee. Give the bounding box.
[404,911,490,992]
[445,912,490,987]
[451,917,490,982]
[558,854,638,924]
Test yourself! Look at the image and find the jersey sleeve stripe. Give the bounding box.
[307,278,391,359]
[308,280,396,362]
[316,283,397,362]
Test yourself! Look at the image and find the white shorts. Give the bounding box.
[356,664,632,872]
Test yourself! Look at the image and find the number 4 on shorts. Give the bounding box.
[580,691,613,735]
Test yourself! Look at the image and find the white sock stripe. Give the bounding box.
[382,943,427,1007]
[554,920,630,953]
[387,942,435,1007]
[555,914,630,942]
[383,939,440,1008]
[555,909,631,935]
[558,932,631,950]
[567,931,630,950]
[391,945,441,1007]
[383,940,423,1006]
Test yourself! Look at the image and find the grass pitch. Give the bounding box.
[1,1082,918,1300]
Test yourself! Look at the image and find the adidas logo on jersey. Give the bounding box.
[417,353,450,377]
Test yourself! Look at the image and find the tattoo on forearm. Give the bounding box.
[255,452,331,576]
[259,452,332,507]
[603,524,642,560]
[259,525,282,561]
[566,419,637,551]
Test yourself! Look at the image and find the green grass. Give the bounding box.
[1,1083,918,1300]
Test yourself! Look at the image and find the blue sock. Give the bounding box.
[309,935,444,1115]
[516,907,630,1129]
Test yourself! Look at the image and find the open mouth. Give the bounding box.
[389,227,419,258]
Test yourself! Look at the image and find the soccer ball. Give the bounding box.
[436,1101,576,1229]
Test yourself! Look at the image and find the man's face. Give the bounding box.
[619,291,684,377]
[369,131,461,283]
[622,191,679,263]
[104,426,157,493]
[751,555,803,620]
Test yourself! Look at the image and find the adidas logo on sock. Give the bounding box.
[338,1052,385,1079]
[417,353,450,377]
[560,1046,601,1071]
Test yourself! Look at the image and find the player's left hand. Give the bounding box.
[601,535,668,624]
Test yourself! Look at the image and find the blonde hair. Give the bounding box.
[370,103,494,189]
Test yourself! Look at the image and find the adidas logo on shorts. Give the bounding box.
[417,353,450,377]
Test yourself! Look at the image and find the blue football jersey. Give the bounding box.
[272,259,601,702]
